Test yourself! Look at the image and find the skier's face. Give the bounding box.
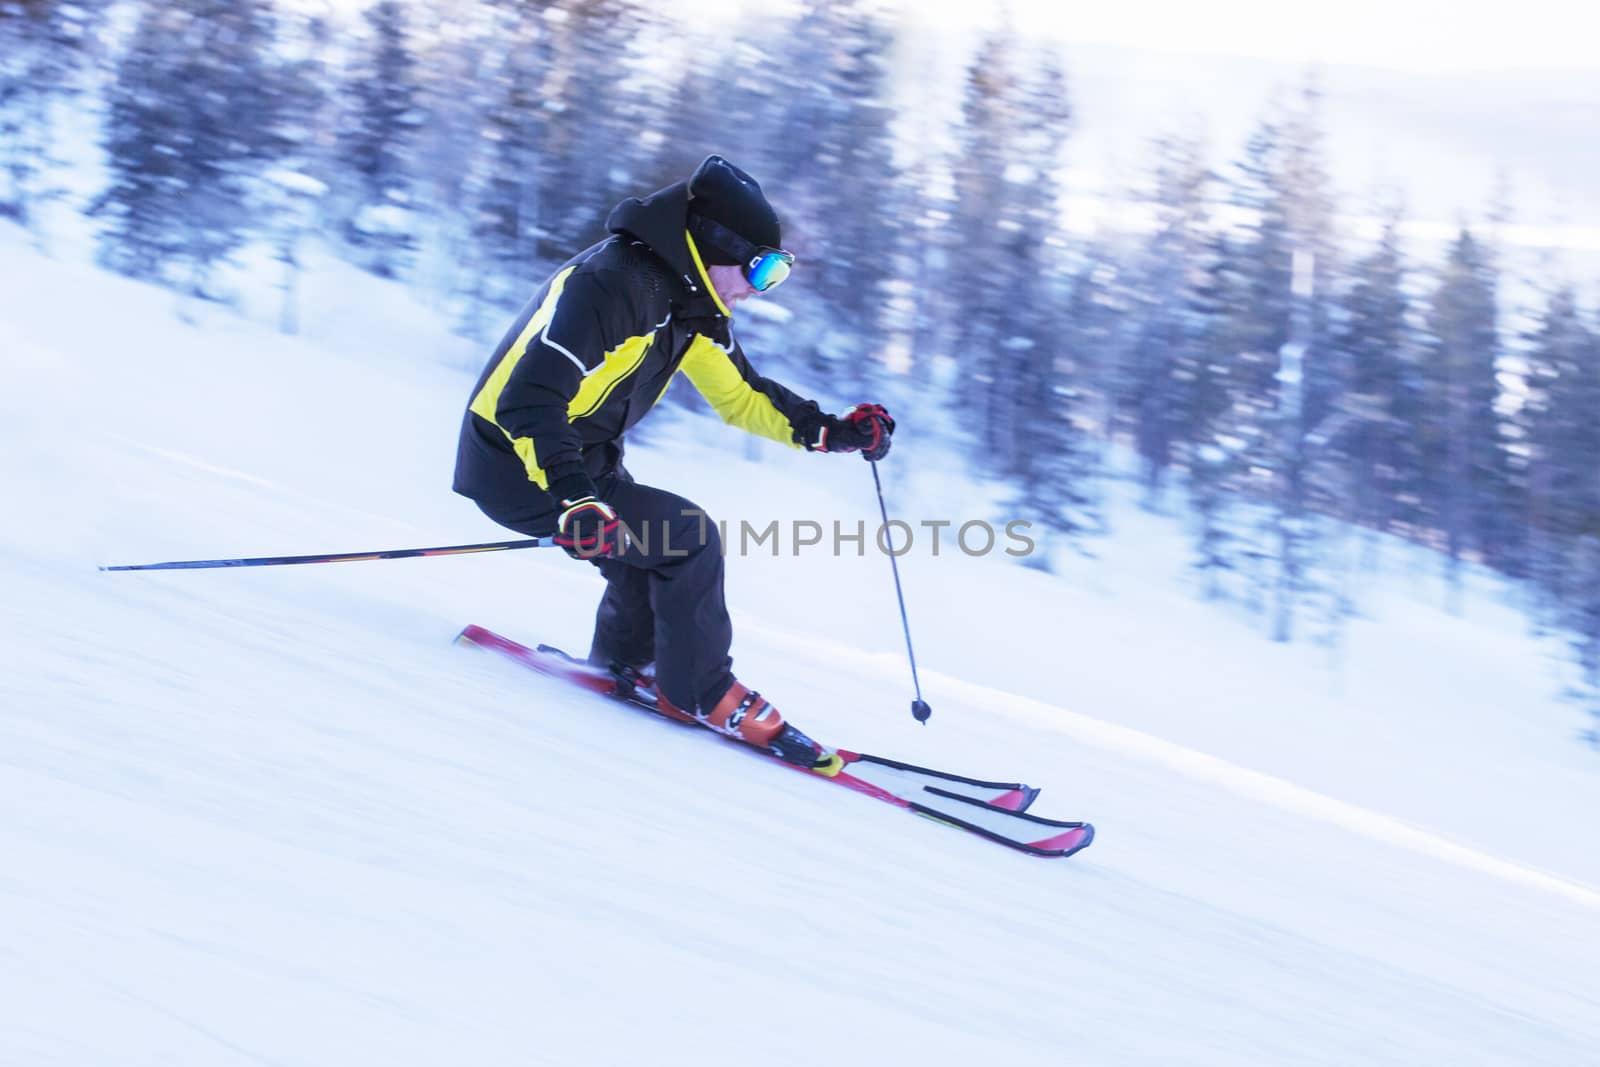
[708,263,757,308]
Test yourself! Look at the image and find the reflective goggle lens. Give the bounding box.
[746,250,793,292]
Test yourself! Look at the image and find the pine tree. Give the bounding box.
[536,0,657,256]
[946,37,1074,478]
[1524,291,1600,588]
[1125,132,1216,509]
[1515,286,1575,609]
[774,0,903,388]
[96,0,287,299]
[899,113,958,388]
[1569,531,1600,749]
[1196,87,1339,640]
[446,0,557,331]
[1007,253,1102,570]
[1419,229,1510,590]
[337,0,424,277]
[1186,228,1262,603]
[1201,117,1295,623]
[962,50,1093,565]
[1517,286,1600,747]
[0,0,101,240]
[1331,218,1418,543]
[947,32,1022,440]
[262,8,336,334]
[652,9,776,183]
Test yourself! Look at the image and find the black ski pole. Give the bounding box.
[869,458,932,723]
[100,536,555,572]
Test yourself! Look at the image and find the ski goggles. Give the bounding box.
[745,247,794,291]
[690,215,795,292]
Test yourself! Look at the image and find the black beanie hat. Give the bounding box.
[686,155,781,265]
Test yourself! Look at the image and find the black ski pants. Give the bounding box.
[471,465,735,714]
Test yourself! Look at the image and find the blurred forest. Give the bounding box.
[4,0,1600,740]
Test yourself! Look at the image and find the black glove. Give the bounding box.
[554,495,627,560]
[813,403,895,461]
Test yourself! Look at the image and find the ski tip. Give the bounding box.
[454,624,494,648]
[991,786,1039,813]
[1034,822,1095,859]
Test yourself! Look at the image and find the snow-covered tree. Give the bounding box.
[1418,229,1510,591]
[1123,132,1218,508]
[946,36,1075,477]
[771,0,903,388]
[1188,87,1339,640]
[96,0,287,299]
[1563,533,1600,749]
[337,0,424,277]
[1183,230,1258,602]
[1328,218,1418,542]
[1008,260,1102,569]
[0,0,101,241]
[535,0,659,256]
[468,7,552,262]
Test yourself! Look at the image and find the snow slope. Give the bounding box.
[4,229,1598,1065]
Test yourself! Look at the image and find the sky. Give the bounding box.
[866,0,1600,74]
[313,0,1600,74]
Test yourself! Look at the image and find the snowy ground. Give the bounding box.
[4,227,1598,1065]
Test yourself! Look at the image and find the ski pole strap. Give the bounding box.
[100,537,555,572]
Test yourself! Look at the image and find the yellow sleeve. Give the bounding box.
[677,335,815,450]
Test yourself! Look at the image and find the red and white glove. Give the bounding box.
[554,496,626,560]
[813,403,895,461]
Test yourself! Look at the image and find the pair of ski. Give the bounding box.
[457,625,1094,860]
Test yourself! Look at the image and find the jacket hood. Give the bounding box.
[606,180,727,325]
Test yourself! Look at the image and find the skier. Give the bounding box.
[453,155,895,766]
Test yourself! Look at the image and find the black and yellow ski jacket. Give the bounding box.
[453,179,827,528]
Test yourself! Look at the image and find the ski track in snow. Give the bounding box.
[749,624,1600,914]
[4,231,1599,1065]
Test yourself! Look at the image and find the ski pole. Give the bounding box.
[100,536,555,572]
[869,458,932,724]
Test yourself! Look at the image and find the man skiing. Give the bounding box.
[453,155,895,767]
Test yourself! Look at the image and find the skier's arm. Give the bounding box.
[677,334,828,450]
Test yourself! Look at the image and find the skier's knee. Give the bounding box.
[674,506,721,558]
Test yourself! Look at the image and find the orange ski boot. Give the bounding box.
[662,682,834,769]
[701,681,785,747]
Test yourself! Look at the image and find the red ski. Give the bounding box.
[456,624,1094,859]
